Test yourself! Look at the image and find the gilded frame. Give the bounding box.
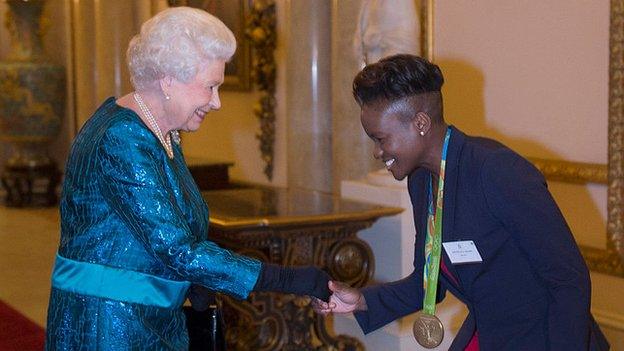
[428,0,624,276]
[529,0,624,277]
[421,0,434,62]
[168,0,251,91]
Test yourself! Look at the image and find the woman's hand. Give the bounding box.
[328,281,367,313]
[311,281,367,315]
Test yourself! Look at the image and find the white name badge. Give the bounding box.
[442,240,483,264]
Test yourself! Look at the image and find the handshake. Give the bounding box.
[189,264,367,314]
[311,280,368,315]
[252,263,367,315]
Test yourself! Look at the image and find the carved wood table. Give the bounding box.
[202,187,402,351]
[186,157,235,191]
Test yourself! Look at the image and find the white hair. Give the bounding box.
[127,6,236,90]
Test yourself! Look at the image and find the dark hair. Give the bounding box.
[353,54,444,106]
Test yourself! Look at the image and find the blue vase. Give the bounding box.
[0,0,65,206]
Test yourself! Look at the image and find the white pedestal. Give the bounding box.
[336,170,468,350]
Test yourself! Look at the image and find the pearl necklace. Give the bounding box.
[133,92,174,159]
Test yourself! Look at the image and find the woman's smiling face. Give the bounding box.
[164,60,225,132]
[360,99,427,180]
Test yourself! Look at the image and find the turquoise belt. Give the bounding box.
[51,253,191,309]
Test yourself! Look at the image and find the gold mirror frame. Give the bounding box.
[421,0,434,62]
[529,1,624,276]
[578,0,624,276]
[427,0,624,276]
[168,0,252,91]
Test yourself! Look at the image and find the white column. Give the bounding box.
[70,0,166,129]
[330,0,378,194]
[285,0,332,193]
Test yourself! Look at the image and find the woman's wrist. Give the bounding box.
[253,263,331,302]
[355,291,368,311]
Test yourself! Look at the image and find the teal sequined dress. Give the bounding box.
[45,97,261,350]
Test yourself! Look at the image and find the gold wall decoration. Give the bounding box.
[428,0,624,276]
[421,0,434,62]
[605,0,624,273]
[246,0,276,180]
[525,1,624,277]
[528,158,607,185]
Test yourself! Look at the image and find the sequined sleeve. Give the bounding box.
[97,120,261,300]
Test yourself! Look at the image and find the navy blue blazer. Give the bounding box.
[354,126,609,350]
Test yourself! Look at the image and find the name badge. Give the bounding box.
[442,240,483,264]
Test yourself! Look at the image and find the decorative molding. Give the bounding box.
[246,0,276,180]
[608,0,624,270]
[531,0,624,277]
[593,307,624,331]
[528,158,607,184]
[421,0,434,61]
[579,245,624,276]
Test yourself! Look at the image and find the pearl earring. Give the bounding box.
[419,131,425,136]
[165,94,170,100]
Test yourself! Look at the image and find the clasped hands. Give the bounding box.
[311,280,367,315]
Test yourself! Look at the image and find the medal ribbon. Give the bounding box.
[422,127,451,315]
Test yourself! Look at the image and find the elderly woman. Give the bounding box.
[45,7,330,350]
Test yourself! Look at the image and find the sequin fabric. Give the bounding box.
[46,97,261,350]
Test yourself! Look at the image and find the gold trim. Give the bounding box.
[608,0,624,269]
[421,0,434,61]
[246,0,276,180]
[209,206,403,230]
[427,0,434,61]
[533,1,624,276]
[528,158,607,185]
[223,0,251,91]
[580,246,624,276]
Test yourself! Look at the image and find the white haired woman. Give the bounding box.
[45,7,330,350]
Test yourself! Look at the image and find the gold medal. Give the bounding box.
[413,311,444,349]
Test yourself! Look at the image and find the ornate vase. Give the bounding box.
[0,0,65,206]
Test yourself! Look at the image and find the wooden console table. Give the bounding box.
[186,157,234,191]
[202,187,402,351]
